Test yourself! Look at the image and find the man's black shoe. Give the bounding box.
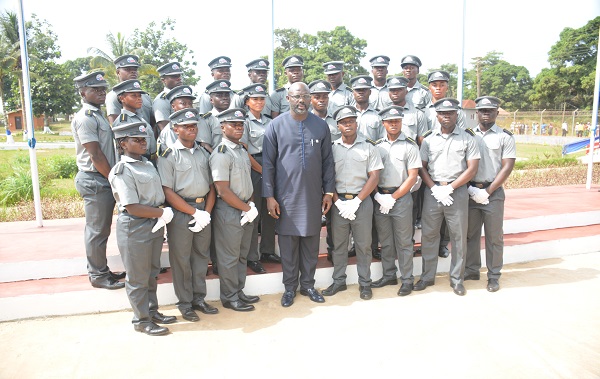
[248,260,266,274]
[413,280,435,291]
[180,308,200,322]
[438,246,450,258]
[371,277,398,288]
[281,291,296,307]
[90,277,125,290]
[452,283,467,296]
[109,271,126,280]
[134,322,169,336]
[260,253,281,264]
[192,300,219,314]
[321,283,347,296]
[359,285,372,300]
[223,300,255,312]
[299,288,325,303]
[238,291,260,304]
[397,283,413,296]
[151,312,177,324]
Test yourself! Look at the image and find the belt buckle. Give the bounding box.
[475,183,484,188]
[344,194,354,200]
[439,181,449,186]
[196,197,204,203]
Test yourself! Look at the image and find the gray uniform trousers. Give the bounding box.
[167,201,211,311]
[213,199,253,303]
[74,171,115,281]
[278,234,320,292]
[248,155,276,261]
[117,213,163,324]
[465,187,505,280]
[420,185,469,286]
[332,197,373,287]
[374,194,414,283]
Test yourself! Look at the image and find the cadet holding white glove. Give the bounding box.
[189,209,211,232]
[152,206,174,233]
[469,186,490,205]
[241,201,259,226]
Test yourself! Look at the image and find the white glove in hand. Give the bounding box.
[340,197,361,219]
[188,209,211,232]
[152,207,174,233]
[472,187,490,205]
[240,210,249,226]
[430,185,444,201]
[437,185,454,199]
[374,192,396,209]
[439,195,454,207]
[467,185,478,197]
[379,204,392,214]
[246,202,259,223]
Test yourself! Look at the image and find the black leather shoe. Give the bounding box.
[238,291,260,304]
[212,263,218,276]
[90,277,125,290]
[452,283,467,296]
[413,248,422,257]
[464,272,481,281]
[300,288,325,303]
[260,253,281,264]
[321,283,347,296]
[248,260,266,274]
[487,279,500,292]
[134,322,169,336]
[159,267,168,274]
[398,283,413,296]
[371,277,398,288]
[359,285,372,300]
[413,280,435,291]
[151,312,177,324]
[281,290,296,307]
[348,246,356,257]
[372,248,382,260]
[223,300,255,312]
[181,308,200,322]
[192,300,219,315]
[109,271,126,280]
[438,246,450,258]
[327,251,333,262]
[415,219,422,229]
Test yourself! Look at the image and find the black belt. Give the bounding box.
[469,181,491,189]
[434,181,454,186]
[337,193,358,200]
[378,186,398,194]
[182,196,206,204]
[251,152,262,158]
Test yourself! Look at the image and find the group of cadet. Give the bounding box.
[71,52,515,336]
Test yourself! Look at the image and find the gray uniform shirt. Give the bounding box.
[157,140,212,198]
[198,91,236,114]
[210,138,254,202]
[71,102,116,172]
[106,90,153,124]
[377,134,422,188]
[369,85,392,111]
[332,136,383,194]
[153,89,171,124]
[357,106,384,141]
[270,83,291,114]
[472,124,516,183]
[113,109,157,155]
[397,102,427,141]
[109,155,165,212]
[233,88,273,118]
[406,82,432,110]
[241,112,271,155]
[420,126,480,182]
[328,83,355,114]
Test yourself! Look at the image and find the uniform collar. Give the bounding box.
[384,133,407,143]
[334,134,366,147]
[82,102,101,112]
[120,155,145,163]
[248,111,266,124]
[475,123,500,134]
[173,139,198,153]
[222,137,242,149]
[122,109,136,117]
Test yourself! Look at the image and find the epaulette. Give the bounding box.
[366,138,378,146]
[85,110,94,117]
[422,130,433,138]
[275,87,285,92]
[406,136,417,145]
[201,112,212,119]
[113,161,125,175]
[503,128,513,136]
[236,90,244,96]
[218,145,227,153]
[160,92,167,99]
[264,114,272,119]
[119,113,128,122]
[158,143,172,158]
[465,128,475,136]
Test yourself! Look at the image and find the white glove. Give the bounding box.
[335,199,356,220]
[374,192,396,209]
[410,176,422,193]
[245,202,259,223]
[340,197,361,219]
[439,195,454,207]
[240,211,249,226]
[430,185,444,201]
[379,204,392,214]
[471,187,490,205]
[467,185,478,197]
[152,207,174,233]
[188,209,211,232]
[437,185,454,198]
[431,185,454,206]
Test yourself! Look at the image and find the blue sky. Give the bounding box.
[2,0,599,92]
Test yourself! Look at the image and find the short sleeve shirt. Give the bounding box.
[332,136,383,194]
[472,124,516,183]
[377,134,422,188]
[210,138,253,201]
[71,102,116,172]
[157,140,212,198]
[109,155,165,212]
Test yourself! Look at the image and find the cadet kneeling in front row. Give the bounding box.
[108,122,176,336]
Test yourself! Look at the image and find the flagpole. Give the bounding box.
[17,0,43,226]
[585,25,600,190]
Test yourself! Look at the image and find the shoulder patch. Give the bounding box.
[201,112,212,119]
[366,138,378,146]
[158,144,172,158]
[85,110,94,117]
[465,128,475,136]
[264,114,272,120]
[406,137,417,145]
[503,128,513,136]
[114,161,125,175]
[275,87,285,92]
[119,113,128,122]
[160,92,167,99]
[236,90,244,96]
[218,145,227,153]
[422,130,433,138]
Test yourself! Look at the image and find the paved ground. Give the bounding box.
[1,252,599,379]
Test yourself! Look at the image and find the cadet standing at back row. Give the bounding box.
[465,96,516,292]
[72,71,124,290]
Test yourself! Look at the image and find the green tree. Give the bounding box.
[422,63,459,97]
[128,19,199,96]
[0,11,27,126]
[272,26,368,87]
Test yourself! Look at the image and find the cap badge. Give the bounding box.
[183,88,191,94]
[259,60,267,66]
[482,98,492,105]
[256,86,264,92]
[172,64,180,70]
[291,57,299,63]
[126,57,136,63]
[234,111,244,117]
[327,64,336,70]
[95,74,104,81]
[358,78,367,84]
[133,82,141,89]
[138,125,146,132]
[185,111,195,118]
[377,57,384,62]
[391,78,399,84]
[219,82,229,88]
[443,100,452,107]
[390,109,399,115]
[218,58,227,64]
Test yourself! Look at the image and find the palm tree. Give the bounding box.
[0,11,26,129]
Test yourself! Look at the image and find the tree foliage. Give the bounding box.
[272,26,368,87]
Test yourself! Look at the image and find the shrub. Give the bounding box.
[46,155,78,179]
[0,168,48,206]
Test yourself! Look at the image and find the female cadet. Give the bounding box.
[240,83,281,274]
[109,122,175,336]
